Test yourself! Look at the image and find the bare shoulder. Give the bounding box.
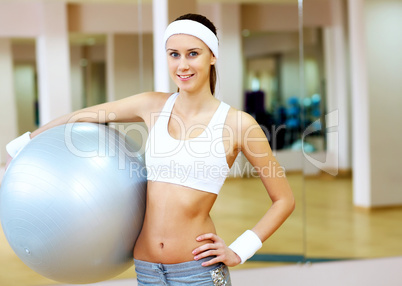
[111,92,172,123]
[139,91,171,101]
[224,107,272,164]
[139,92,175,118]
[224,106,262,148]
[127,91,171,111]
[225,107,259,133]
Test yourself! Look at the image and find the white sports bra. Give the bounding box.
[145,93,231,195]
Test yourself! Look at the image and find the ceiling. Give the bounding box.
[63,0,299,4]
[10,0,309,45]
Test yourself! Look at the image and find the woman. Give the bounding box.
[6,13,295,286]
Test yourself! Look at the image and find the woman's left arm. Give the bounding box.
[193,111,295,267]
[239,112,295,244]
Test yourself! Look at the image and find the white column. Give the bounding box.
[209,3,243,108]
[0,38,17,164]
[365,0,402,206]
[348,0,371,207]
[36,2,72,125]
[323,0,350,171]
[152,0,170,92]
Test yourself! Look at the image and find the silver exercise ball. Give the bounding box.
[0,123,147,284]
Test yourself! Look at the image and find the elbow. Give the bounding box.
[290,197,296,214]
[273,195,295,217]
[285,195,296,216]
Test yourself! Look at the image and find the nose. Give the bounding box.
[178,58,189,71]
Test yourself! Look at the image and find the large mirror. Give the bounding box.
[0,1,308,285]
[302,0,402,267]
[210,0,306,270]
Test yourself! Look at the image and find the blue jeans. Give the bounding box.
[134,257,232,286]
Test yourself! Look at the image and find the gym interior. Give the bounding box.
[1,0,402,285]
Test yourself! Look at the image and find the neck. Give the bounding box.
[176,88,216,114]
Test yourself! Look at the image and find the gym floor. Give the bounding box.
[1,171,402,285]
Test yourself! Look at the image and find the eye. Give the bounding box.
[189,51,198,57]
[170,52,180,58]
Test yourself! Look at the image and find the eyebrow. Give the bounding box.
[166,48,203,52]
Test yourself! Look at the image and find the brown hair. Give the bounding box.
[173,13,218,96]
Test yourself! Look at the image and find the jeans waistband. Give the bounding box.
[134,257,221,278]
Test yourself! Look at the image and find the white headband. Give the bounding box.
[164,19,219,58]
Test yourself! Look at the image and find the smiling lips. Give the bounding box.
[177,74,194,80]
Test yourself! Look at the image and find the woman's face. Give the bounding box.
[166,34,216,95]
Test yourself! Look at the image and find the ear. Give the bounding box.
[210,55,217,66]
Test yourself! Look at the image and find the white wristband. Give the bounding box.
[228,230,262,264]
[6,132,31,158]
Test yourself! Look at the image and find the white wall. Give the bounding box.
[0,2,41,37]
[365,0,402,206]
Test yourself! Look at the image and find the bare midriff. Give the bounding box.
[133,180,217,264]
